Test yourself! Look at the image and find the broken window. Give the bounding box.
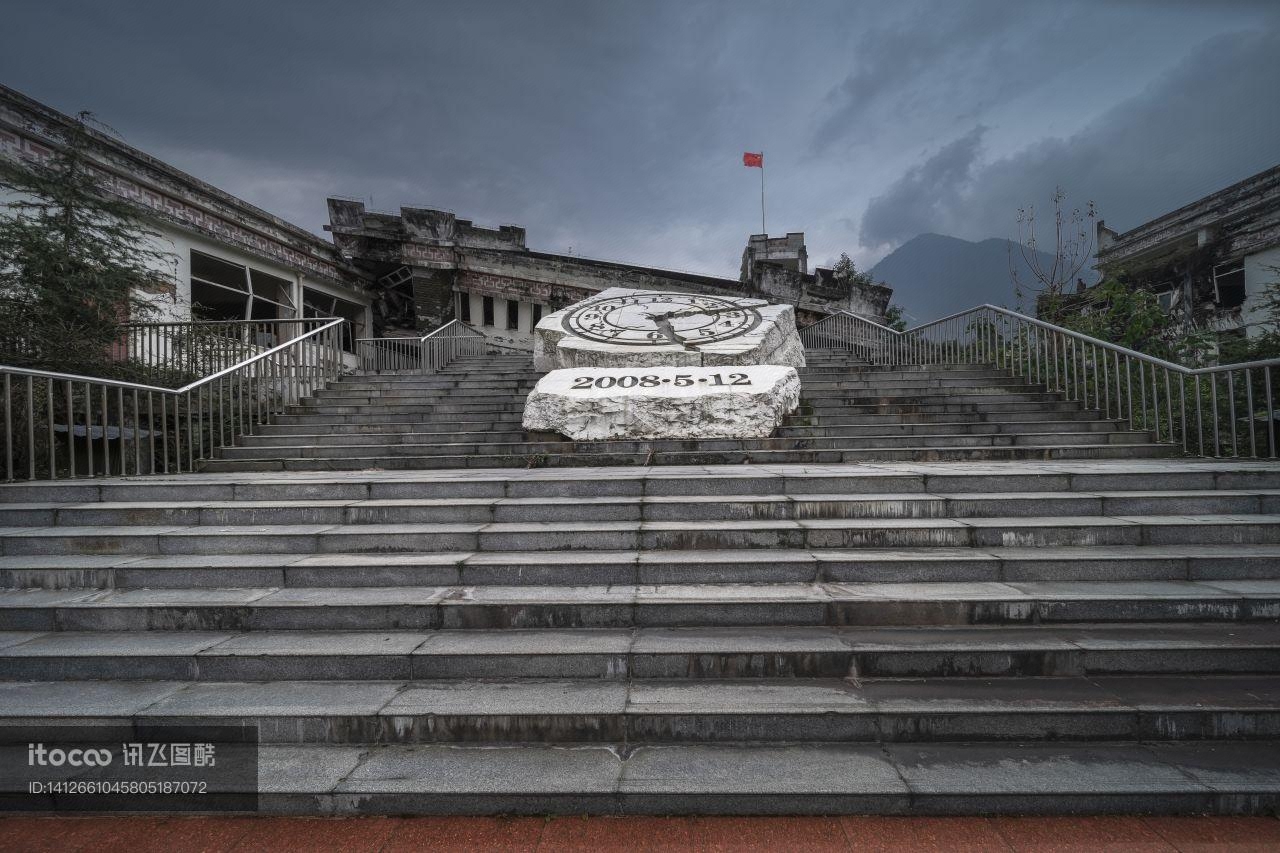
[248,269,293,320]
[190,250,296,323]
[458,293,471,324]
[1214,261,1246,309]
[482,296,494,326]
[190,251,249,322]
[507,299,520,331]
[531,303,543,327]
[302,287,366,353]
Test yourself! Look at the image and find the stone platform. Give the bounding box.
[521,366,801,440]
[533,288,805,371]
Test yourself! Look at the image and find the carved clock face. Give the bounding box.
[562,293,763,348]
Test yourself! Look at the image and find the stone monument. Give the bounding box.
[532,288,806,371]
[523,288,803,440]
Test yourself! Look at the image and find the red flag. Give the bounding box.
[743,152,763,168]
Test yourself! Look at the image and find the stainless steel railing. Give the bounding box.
[355,320,490,374]
[800,306,1280,458]
[2,318,347,481]
[117,318,326,383]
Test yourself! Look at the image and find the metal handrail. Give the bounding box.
[800,305,1280,458]
[801,305,1275,376]
[115,318,327,384]
[355,319,489,374]
[3,318,347,481]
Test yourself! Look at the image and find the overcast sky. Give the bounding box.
[2,1,1277,279]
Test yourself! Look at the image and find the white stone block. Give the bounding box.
[533,288,806,371]
[522,366,801,441]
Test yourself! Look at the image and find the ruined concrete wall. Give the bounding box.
[749,264,806,305]
[327,199,897,343]
[751,263,891,323]
[411,268,457,333]
[848,281,893,322]
[465,249,749,306]
[1098,165,1280,263]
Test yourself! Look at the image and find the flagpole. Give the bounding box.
[760,153,766,237]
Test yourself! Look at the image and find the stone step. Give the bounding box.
[307,388,537,403]
[286,402,527,416]
[2,673,1277,745]
[303,385,1054,406]
[4,514,1276,556]
[262,411,1109,435]
[325,377,1032,395]
[326,378,541,389]
[246,739,1280,814]
[287,394,1083,417]
[798,401,1089,416]
[199,442,1178,471]
[270,412,527,426]
[798,377,1040,389]
[212,432,1158,461]
[14,462,1270,503]
[777,420,1129,437]
[3,544,1277,589]
[799,392,1075,407]
[801,383,1051,395]
[793,409,1110,424]
[239,420,1128,446]
[239,430,532,447]
[253,420,526,436]
[793,361,1003,371]
[2,582,1277,632]
[9,490,1273,529]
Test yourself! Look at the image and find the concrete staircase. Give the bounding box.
[201,353,1173,472]
[1,350,1277,813]
[2,453,1280,813]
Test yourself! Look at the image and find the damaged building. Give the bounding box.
[0,81,890,357]
[1094,163,1280,343]
[0,84,376,362]
[326,201,892,351]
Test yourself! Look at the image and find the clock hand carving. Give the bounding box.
[651,315,696,349]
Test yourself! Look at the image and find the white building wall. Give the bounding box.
[457,290,543,352]
[1243,246,1280,337]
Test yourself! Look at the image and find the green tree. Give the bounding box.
[830,252,877,291]
[830,252,903,328]
[0,113,171,373]
[1039,278,1175,357]
[884,303,908,332]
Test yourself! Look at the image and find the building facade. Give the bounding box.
[1,83,890,359]
[327,200,892,352]
[1095,164,1280,341]
[0,84,375,358]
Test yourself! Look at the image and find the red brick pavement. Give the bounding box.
[1,815,1279,852]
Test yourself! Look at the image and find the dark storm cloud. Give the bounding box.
[859,126,986,247]
[859,26,1280,250]
[0,1,1277,277]
[809,3,1039,154]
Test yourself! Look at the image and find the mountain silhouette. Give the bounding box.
[869,233,1091,325]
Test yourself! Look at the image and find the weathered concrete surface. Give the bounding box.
[522,366,801,441]
[533,288,805,371]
